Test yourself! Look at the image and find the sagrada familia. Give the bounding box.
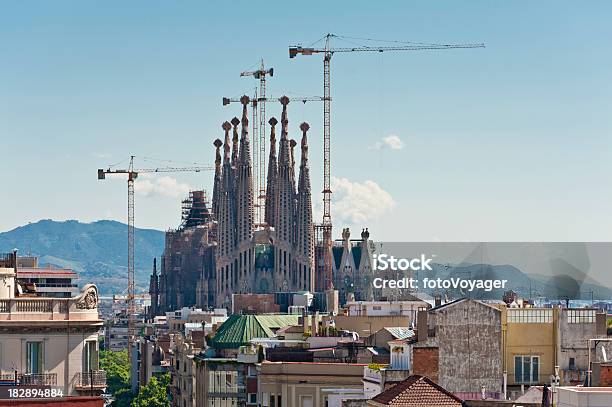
[149,96,376,313]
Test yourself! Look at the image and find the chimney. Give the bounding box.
[417,309,428,342]
[434,294,442,307]
[302,308,310,334]
[12,249,18,272]
[597,312,607,336]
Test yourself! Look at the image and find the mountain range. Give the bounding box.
[0,219,164,295]
[1,219,609,300]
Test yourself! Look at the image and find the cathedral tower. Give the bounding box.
[296,123,315,291]
[265,117,278,228]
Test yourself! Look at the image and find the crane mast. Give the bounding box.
[126,157,135,363]
[240,60,273,227]
[321,36,333,290]
[97,158,213,365]
[290,33,485,292]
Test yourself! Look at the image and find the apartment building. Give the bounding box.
[169,334,201,407]
[17,264,79,298]
[502,306,608,391]
[412,298,504,400]
[257,361,365,407]
[0,252,105,403]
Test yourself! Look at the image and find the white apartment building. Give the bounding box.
[0,252,106,398]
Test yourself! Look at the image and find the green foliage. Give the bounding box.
[100,350,134,407]
[132,374,170,407]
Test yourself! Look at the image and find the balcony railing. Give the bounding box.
[74,370,107,389]
[0,284,100,322]
[0,372,57,386]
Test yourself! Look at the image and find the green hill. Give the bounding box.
[0,219,165,295]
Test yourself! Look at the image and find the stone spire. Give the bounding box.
[235,95,253,243]
[149,257,159,317]
[296,123,314,289]
[275,96,297,245]
[212,138,223,220]
[265,117,278,227]
[218,121,236,259]
[231,117,240,169]
[290,139,297,180]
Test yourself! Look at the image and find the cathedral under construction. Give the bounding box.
[150,96,376,313]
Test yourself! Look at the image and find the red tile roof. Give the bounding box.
[369,375,463,406]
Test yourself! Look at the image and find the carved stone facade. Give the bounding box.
[213,97,315,308]
[331,228,375,304]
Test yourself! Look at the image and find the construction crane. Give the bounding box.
[97,156,214,362]
[289,34,485,291]
[222,94,326,227]
[240,60,273,227]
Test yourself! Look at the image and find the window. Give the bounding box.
[270,394,276,407]
[508,309,552,323]
[300,395,312,407]
[277,395,282,407]
[372,306,382,311]
[248,393,257,404]
[83,340,99,372]
[26,342,43,374]
[569,357,576,370]
[247,365,257,377]
[514,355,539,383]
[567,309,595,324]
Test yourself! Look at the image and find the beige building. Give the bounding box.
[0,253,105,397]
[170,334,201,407]
[257,361,365,407]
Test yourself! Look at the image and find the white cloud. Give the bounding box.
[134,175,192,198]
[321,177,395,225]
[371,134,404,150]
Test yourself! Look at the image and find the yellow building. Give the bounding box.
[503,307,557,387]
[501,305,606,392]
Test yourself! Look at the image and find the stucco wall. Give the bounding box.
[432,300,503,395]
[0,330,98,396]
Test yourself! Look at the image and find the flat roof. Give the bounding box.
[18,268,78,277]
[558,386,612,393]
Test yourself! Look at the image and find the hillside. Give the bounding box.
[0,219,165,295]
[419,263,612,300]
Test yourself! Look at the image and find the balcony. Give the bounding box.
[74,370,107,390]
[0,284,100,323]
[0,372,57,386]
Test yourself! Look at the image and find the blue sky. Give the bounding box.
[1,1,611,241]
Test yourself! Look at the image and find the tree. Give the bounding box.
[99,350,134,407]
[131,373,170,407]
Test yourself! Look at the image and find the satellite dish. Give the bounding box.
[602,347,608,362]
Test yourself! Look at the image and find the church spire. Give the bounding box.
[275,96,296,245]
[296,122,314,290]
[149,258,159,317]
[236,95,254,243]
[212,138,223,220]
[218,121,236,259]
[265,117,278,227]
[231,117,240,168]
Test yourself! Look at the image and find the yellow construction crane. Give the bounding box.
[289,34,485,290]
[97,156,213,362]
